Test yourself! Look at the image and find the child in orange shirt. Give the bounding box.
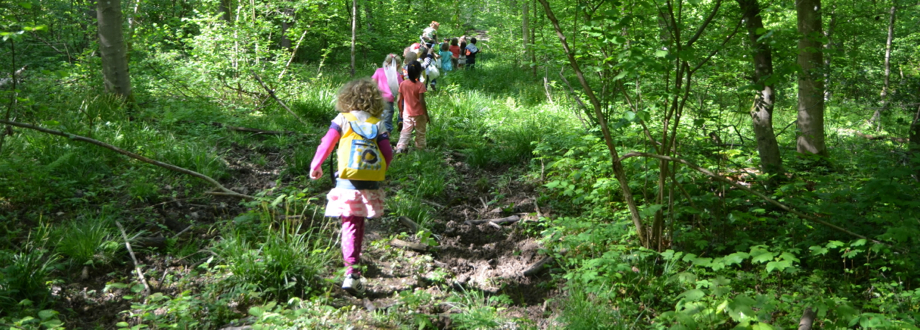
[396,61,428,153]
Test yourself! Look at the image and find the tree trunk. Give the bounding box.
[280,5,294,50]
[522,1,530,73]
[871,6,896,130]
[910,104,920,179]
[96,0,133,101]
[795,0,826,156]
[823,10,835,101]
[219,0,232,22]
[350,0,356,77]
[738,0,783,182]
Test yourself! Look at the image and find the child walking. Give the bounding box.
[439,42,453,73]
[309,79,394,295]
[449,38,460,69]
[371,54,402,133]
[396,62,428,153]
[465,37,481,70]
[458,37,467,70]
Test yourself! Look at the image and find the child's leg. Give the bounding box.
[341,215,366,276]
[396,116,418,151]
[414,115,429,150]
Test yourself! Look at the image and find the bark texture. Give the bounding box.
[871,6,896,128]
[795,0,826,156]
[96,0,133,99]
[738,0,783,179]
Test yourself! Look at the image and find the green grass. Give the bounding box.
[53,212,123,269]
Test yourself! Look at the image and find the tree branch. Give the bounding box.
[0,119,254,200]
[686,0,723,48]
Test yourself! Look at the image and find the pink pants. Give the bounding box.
[341,215,365,276]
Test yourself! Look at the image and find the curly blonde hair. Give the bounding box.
[336,79,384,117]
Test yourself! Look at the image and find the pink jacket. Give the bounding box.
[371,68,403,102]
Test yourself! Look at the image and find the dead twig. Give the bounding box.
[0,119,254,200]
[115,221,151,294]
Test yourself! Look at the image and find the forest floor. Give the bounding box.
[53,134,562,329]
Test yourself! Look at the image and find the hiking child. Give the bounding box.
[420,21,440,49]
[309,79,394,295]
[465,37,481,70]
[420,46,440,91]
[371,54,403,133]
[439,42,453,73]
[458,37,467,69]
[449,38,460,69]
[396,62,428,153]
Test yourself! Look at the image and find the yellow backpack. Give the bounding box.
[337,113,386,181]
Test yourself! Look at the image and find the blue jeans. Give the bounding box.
[382,101,395,133]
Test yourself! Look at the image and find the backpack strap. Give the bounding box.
[342,112,380,124]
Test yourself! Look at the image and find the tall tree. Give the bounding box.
[350,0,356,77]
[871,5,896,130]
[96,0,133,101]
[795,0,826,156]
[738,0,783,181]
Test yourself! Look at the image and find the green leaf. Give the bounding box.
[723,252,749,265]
[749,246,775,264]
[18,2,32,9]
[131,283,145,293]
[249,306,264,317]
[727,295,757,322]
[678,289,706,302]
[751,322,776,330]
[38,310,55,320]
[117,322,130,328]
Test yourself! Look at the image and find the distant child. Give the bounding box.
[449,38,460,69]
[439,43,453,72]
[418,45,438,91]
[458,37,467,69]
[396,62,428,153]
[371,54,403,133]
[465,37,481,70]
[309,79,394,295]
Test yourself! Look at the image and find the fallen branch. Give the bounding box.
[464,215,520,226]
[618,152,880,244]
[116,221,151,294]
[278,30,309,81]
[0,120,255,200]
[523,256,553,276]
[390,238,435,252]
[251,72,309,127]
[399,216,420,233]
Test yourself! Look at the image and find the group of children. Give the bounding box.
[308,22,482,295]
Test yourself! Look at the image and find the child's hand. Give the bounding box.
[310,167,323,180]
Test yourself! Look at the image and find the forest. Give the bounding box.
[1,0,920,328]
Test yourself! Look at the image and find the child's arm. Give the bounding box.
[309,127,341,179]
[378,134,393,167]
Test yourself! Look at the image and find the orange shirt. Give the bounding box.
[399,80,427,117]
[449,45,460,58]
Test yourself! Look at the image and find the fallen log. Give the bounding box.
[399,216,420,233]
[464,215,520,226]
[523,256,554,276]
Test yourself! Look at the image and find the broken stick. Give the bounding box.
[116,221,151,293]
